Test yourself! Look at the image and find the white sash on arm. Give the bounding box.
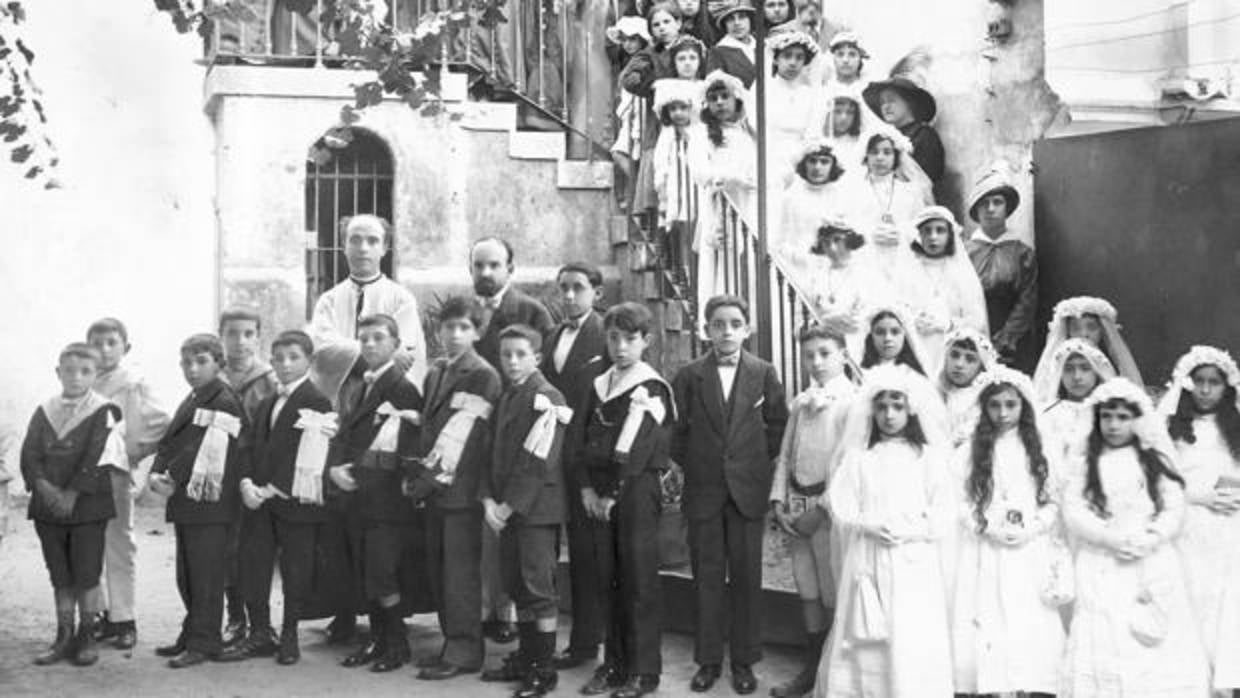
[370,402,422,453]
[187,409,241,502]
[429,393,493,485]
[291,409,338,504]
[97,413,131,474]
[523,394,573,460]
[614,386,666,462]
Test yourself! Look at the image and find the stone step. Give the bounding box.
[508,130,566,161]
[556,159,612,190]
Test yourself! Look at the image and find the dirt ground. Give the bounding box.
[0,499,796,698]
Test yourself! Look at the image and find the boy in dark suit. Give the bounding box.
[670,295,788,695]
[148,334,246,669]
[217,330,335,665]
[22,343,125,667]
[542,262,609,670]
[574,303,675,698]
[327,314,423,673]
[479,325,572,698]
[411,296,502,681]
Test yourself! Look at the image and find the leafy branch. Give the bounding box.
[1,2,60,188]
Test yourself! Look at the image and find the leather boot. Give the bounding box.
[34,621,76,666]
[770,630,827,698]
[72,618,100,666]
[342,606,385,668]
[370,606,410,673]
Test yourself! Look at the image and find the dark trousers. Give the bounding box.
[687,497,764,666]
[592,471,662,675]
[362,520,419,601]
[225,513,244,620]
[427,506,484,669]
[174,523,229,654]
[500,523,559,622]
[238,506,318,626]
[565,483,604,652]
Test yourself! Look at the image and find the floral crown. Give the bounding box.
[1051,337,1115,374]
[869,125,915,155]
[1169,345,1240,392]
[795,137,836,163]
[943,327,998,367]
[1050,296,1117,328]
[862,300,916,329]
[1086,376,1155,415]
[768,30,820,60]
[863,365,919,413]
[973,366,1037,404]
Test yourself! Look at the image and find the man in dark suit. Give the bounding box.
[412,297,503,681]
[670,296,787,696]
[148,334,246,669]
[541,262,610,670]
[479,325,571,698]
[470,236,555,643]
[217,331,334,665]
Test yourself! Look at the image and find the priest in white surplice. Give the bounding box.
[308,214,428,404]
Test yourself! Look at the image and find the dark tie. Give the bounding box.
[354,283,366,326]
[716,352,740,366]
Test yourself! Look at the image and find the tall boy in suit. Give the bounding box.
[218,330,335,665]
[670,295,788,695]
[479,324,572,698]
[148,334,246,669]
[412,296,502,680]
[542,262,609,669]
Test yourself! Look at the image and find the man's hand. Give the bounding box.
[770,501,799,537]
[483,498,510,533]
[148,472,176,497]
[329,464,358,492]
[240,478,266,510]
[581,487,602,520]
[392,348,416,375]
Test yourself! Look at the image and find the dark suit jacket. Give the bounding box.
[152,378,245,526]
[21,400,121,524]
[328,364,422,523]
[542,310,609,489]
[475,287,555,375]
[481,370,567,527]
[418,350,502,511]
[670,351,788,521]
[244,379,334,523]
[576,374,674,501]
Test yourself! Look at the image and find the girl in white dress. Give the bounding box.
[815,365,955,698]
[839,130,931,279]
[801,219,876,358]
[936,327,999,449]
[857,302,948,441]
[765,30,822,195]
[1040,339,1118,465]
[1033,296,1144,404]
[908,205,989,372]
[1161,346,1240,695]
[1059,378,1209,698]
[776,140,848,261]
[951,367,1064,698]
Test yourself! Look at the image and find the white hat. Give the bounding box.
[828,30,869,58]
[653,78,702,114]
[605,16,651,46]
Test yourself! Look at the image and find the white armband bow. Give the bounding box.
[430,393,493,485]
[370,402,422,453]
[187,409,241,502]
[614,386,666,462]
[97,412,131,474]
[523,393,573,460]
[291,409,339,505]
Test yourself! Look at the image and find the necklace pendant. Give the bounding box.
[880,213,894,224]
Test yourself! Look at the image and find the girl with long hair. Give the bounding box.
[1059,378,1208,697]
[1161,346,1240,695]
[908,205,989,372]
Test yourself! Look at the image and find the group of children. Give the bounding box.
[15,264,1240,698]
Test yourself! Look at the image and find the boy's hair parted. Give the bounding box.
[180,333,225,366]
[603,302,653,336]
[436,295,486,330]
[797,323,846,347]
[498,323,543,353]
[218,307,262,333]
[271,330,315,357]
[59,342,103,366]
[86,317,129,345]
[340,213,394,247]
[704,294,750,324]
[557,261,604,289]
[357,313,401,343]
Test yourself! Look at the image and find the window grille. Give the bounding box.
[304,129,395,316]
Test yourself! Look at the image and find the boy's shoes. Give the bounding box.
[72,622,100,666]
[167,650,211,669]
[276,626,299,665]
[481,653,530,683]
[769,664,816,697]
[417,662,478,680]
[611,674,659,698]
[154,638,187,658]
[415,653,444,669]
[554,645,598,670]
[690,664,722,692]
[580,664,626,695]
[484,620,519,644]
[342,639,383,668]
[94,619,138,649]
[221,619,247,648]
[512,664,558,698]
[731,663,758,695]
[217,627,279,661]
[325,614,357,645]
[33,623,76,666]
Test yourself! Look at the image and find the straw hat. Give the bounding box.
[605,16,652,46]
[707,0,756,30]
[768,30,820,61]
[966,165,1020,222]
[828,31,869,58]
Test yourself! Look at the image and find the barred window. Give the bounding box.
[304,129,395,315]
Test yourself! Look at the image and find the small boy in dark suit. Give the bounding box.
[542,262,610,671]
[22,343,125,667]
[217,330,335,665]
[670,295,788,695]
[148,334,246,669]
[411,296,502,681]
[479,324,572,698]
[327,314,423,673]
[574,303,675,698]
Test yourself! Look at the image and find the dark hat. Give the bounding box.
[708,0,756,30]
[863,76,937,124]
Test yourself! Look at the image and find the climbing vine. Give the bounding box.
[0,2,59,188]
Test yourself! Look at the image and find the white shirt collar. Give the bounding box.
[277,373,311,396]
[971,228,1020,246]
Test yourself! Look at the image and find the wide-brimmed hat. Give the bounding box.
[828,30,869,58]
[768,30,820,61]
[967,167,1020,222]
[701,69,749,106]
[653,78,702,114]
[708,0,756,30]
[605,16,652,46]
[863,76,937,124]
